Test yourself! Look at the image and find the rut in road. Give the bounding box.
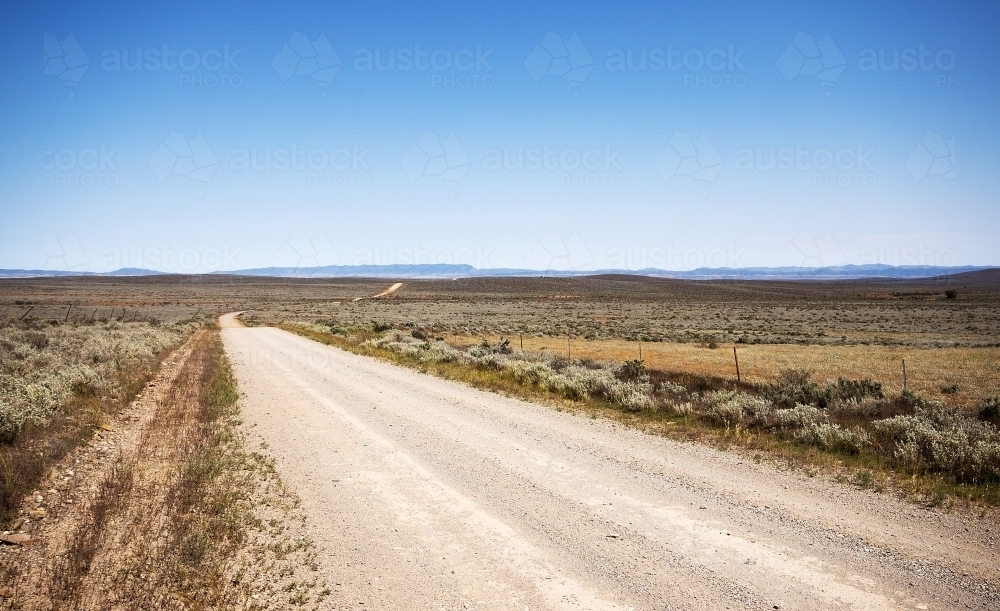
[222,324,998,610]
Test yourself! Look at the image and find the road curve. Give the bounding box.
[219,311,245,328]
[222,324,998,610]
[353,282,404,302]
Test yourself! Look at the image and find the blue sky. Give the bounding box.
[1,0,997,272]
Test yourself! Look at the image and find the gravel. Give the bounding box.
[223,323,998,610]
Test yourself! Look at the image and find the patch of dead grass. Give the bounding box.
[447,334,1000,408]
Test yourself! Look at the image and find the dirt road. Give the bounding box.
[222,324,998,610]
[352,282,404,301]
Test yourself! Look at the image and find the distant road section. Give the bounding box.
[218,312,245,328]
[221,321,997,610]
[352,282,403,301]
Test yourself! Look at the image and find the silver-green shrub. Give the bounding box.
[363,331,654,411]
[796,423,870,454]
[0,321,190,441]
[873,402,1000,482]
[773,404,826,429]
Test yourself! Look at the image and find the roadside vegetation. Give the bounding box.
[284,321,1000,506]
[4,328,328,610]
[0,318,194,525]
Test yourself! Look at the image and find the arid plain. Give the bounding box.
[2,272,999,609]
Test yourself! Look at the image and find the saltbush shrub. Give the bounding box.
[355,329,1000,484]
[0,321,189,442]
[773,404,826,429]
[765,369,832,408]
[796,423,870,454]
[834,377,884,401]
[873,402,1000,483]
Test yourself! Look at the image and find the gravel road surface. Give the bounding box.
[221,322,998,610]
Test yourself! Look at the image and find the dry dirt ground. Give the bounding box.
[5,273,1000,349]
[1,324,329,610]
[221,318,999,611]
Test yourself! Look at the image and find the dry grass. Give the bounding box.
[283,323,1000,507]
[449,334,1000,408]
[0,320,190,526]
[6,329,330,610]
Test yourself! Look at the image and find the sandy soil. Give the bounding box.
[222,324,999,610]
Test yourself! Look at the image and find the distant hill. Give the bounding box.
[219,263,992,280]
[220,264,478,278]
[0,268,165,279]
[1,264,994,281]
[634,264,993,280]
[923,267,1000,286]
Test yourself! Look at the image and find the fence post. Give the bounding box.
[903,359,907,391]
[733,346,741,383]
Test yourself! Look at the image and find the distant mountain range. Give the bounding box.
[0,264,993,280]
[0,267,169,278]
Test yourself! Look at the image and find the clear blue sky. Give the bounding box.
[1,0,997,272]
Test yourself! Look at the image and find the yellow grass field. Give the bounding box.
[449,334,1000,406]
